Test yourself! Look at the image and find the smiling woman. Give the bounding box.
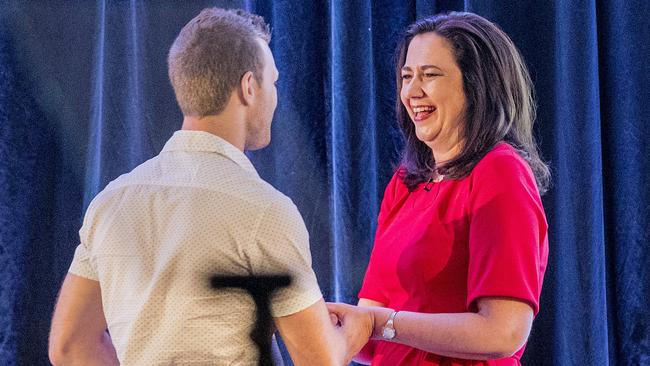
[399,32,466,166]
[394,12,550,194]
[327,12,551,366]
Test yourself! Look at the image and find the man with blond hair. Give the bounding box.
[49,8,366,365]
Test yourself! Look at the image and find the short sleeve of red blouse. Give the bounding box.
[358,172,402,304]
[467,149,548,315]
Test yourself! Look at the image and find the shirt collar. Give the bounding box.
[161,130,259,177]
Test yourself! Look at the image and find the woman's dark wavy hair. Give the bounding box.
[395,12,550,194]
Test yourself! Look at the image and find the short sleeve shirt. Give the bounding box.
[359,143,549,366]
[69,130,323,365]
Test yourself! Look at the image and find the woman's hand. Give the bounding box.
[326,302,376,363]
[328,297,533,361]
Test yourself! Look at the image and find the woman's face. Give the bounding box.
[400,32,466,159]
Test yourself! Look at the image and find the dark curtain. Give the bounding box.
[1,1,649,365]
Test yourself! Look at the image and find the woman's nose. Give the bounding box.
[402,77,424,99]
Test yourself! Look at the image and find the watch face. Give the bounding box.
[383,327,396,340]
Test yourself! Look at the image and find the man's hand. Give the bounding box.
[326,302,375,362]
[274,298,349,365]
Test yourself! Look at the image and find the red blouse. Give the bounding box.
[359,143,549,365]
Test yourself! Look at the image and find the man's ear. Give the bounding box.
[239,71,256,106]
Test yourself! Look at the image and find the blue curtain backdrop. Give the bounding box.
[1,0,649,365]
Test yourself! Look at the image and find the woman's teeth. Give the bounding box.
[412,106,435,113]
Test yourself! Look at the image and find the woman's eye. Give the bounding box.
[425,73,441,78]
[401,74,412,80]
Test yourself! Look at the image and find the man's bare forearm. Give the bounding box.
[50,331,119,366]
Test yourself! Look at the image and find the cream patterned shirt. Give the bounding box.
[69,130,323,365]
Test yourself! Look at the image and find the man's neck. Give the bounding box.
[181,113,246,151]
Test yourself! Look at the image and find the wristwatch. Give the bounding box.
[381,310,399,340]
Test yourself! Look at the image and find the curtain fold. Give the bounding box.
[544,0,609,363]
[597,0,650,364]
[1,1,649,365]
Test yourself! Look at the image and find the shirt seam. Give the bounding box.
[100,181,269,205]
[250,200,276,257]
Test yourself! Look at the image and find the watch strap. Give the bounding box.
[382,310,399,340]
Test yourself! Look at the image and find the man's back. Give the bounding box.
[50,9,366,365]
[70,131,322,364]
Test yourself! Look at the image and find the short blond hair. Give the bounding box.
[168,8,271,117]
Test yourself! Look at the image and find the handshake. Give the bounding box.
[325,302,395,365]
